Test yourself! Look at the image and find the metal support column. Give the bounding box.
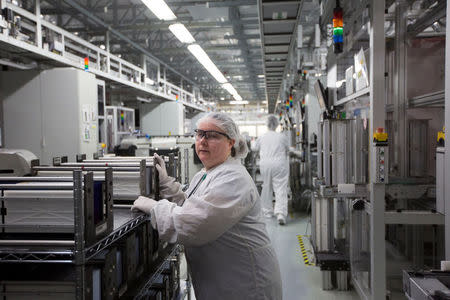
[141,55,147,80]
[393,0,408,177]
[317,121,323,179]
[369,0,386,299]
[164,67,167,94]
[73,170,85,300]
[157,63,161,87]
[444,0,450,260]
[323,120,331,186]
[35,0,42,48]
[106,31,111,73]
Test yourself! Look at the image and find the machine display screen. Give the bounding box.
[93,181,104,225]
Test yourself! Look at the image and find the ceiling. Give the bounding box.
[36,0,319,107]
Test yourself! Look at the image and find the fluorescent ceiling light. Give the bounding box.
[230,100,249,105]
[258,74,265,78]
[222,83,238,96]
[188,44,227,84]
[142,0,176,21]
[169,24,195,43]
[233,94,243,101]
[222,83,243,101]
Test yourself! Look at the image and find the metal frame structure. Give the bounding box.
[0,0,207,111]
[367,2,386,298]
[134,244,182,300]
[0,0,268,104]
[445,0,450,261]
[312,1,449,299]
[312,1,388,299]
[0,164,187,299]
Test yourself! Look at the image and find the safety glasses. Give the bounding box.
[194,129,231,141]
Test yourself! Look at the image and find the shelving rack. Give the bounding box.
[0,169,186,299]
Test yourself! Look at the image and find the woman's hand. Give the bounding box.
[154,153,169,183]
[131,196,157,214]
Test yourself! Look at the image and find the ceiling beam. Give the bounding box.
[262,18,297,25]
[42,0,257,14]
[262,0,300,6]
[65,19,258,33]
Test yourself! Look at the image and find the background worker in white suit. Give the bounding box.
[254,114,289,225]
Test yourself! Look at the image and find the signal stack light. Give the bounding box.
[84,57,89,71]
[333,1,343,54]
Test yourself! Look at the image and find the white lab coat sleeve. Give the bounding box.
[150,169,256,247]
[159,176,186,205]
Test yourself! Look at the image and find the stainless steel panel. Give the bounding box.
[323,120,331,186]
[409,120,428,177]
[321,271,333,290]
[352,119,368,184]
[317,122,323,178]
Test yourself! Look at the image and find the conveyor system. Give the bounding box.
[0,150,183,299]
[85,154,179,179]
[33,159,159,204]
[0,169,113,246]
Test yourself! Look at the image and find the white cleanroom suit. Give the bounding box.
[150,158,282,300]
[254,130,289,221]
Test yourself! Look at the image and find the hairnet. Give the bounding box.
[197,112,249,159]
[267,115,279,130]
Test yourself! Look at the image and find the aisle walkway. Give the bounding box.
[265,213,360,300]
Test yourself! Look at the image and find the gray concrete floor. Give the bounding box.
[265,212,360,300]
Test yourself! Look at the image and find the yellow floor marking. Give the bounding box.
[296,235,315,266]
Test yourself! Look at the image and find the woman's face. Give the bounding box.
[195,119,235,170]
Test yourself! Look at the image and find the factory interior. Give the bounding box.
[0,0,449,299]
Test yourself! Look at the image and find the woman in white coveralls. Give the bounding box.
[253,115,289,225]
[131,112,282,300]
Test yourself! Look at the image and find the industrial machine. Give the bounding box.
[0,68,100,165]
[0,150,183,299]
[312,118,369,291]
[140,101,185,136]
[105,106,135,153]
[0,169,113,247]
[403,270,450,299]
[114,135,152,157]
[0,149,40,176]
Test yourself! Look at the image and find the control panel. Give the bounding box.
[372,128,388,184]
[374,146,388,183]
